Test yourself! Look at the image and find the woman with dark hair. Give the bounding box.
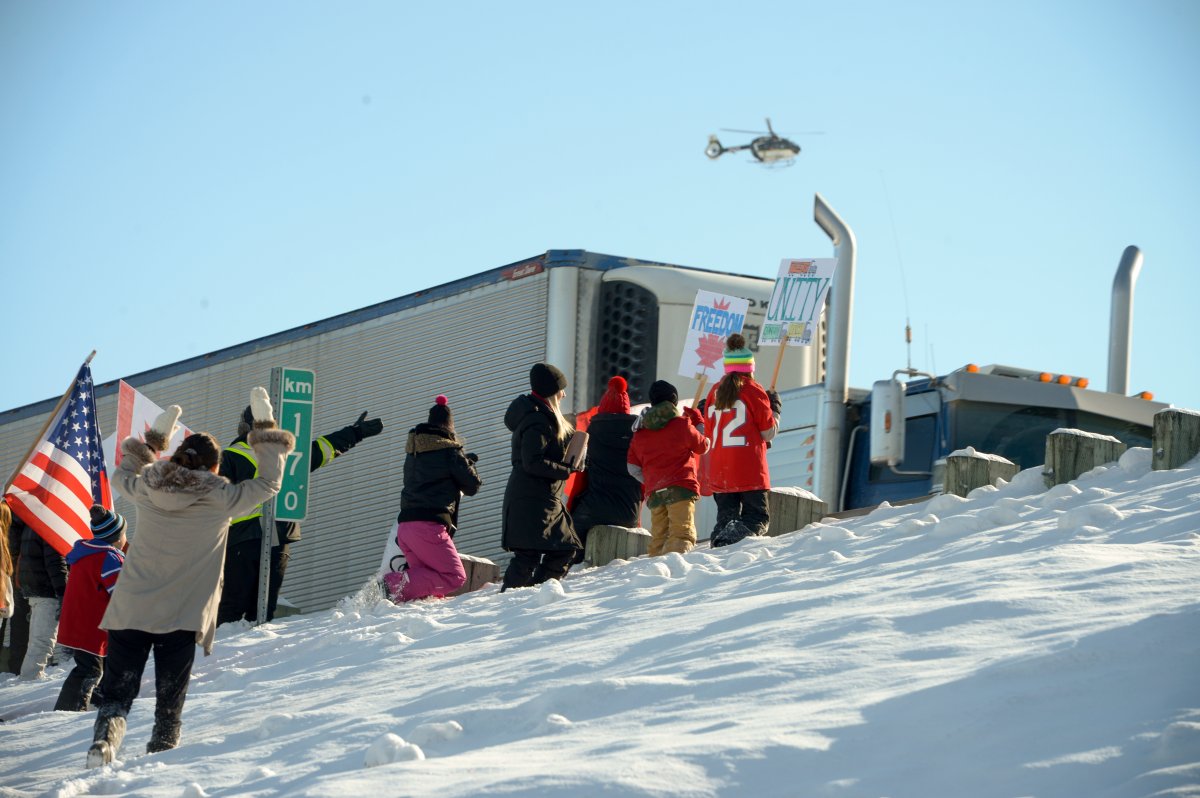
[386,394,482,603]
[86,388,294,767]
[703,333,782,547]
[500,362,583,590]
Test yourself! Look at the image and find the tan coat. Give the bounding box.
[102,426,294,655]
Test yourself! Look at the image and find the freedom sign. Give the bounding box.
[760,258,837,346]
[678,290,750,380]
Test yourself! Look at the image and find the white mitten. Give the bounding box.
[151,405,182,440]
[145,405,182,452]
[249,387,274,424]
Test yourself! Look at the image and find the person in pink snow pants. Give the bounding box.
[387,395,482,602]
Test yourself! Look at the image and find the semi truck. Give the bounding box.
[0,200,1165,615]
[767,195,1166,514]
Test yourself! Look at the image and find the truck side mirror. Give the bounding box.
[869,379,905,466]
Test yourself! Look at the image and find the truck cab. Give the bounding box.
[771,364,1166,513]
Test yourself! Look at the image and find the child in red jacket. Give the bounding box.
[627,380,709,556]
[54,506,126,712]
[703,333,781,547]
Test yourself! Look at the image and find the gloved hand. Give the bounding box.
[766,388,782,416]
[683,405,706,435]
[148,405,182,451]
[250,387,275,424]
[352,412,384,441]
[466,452,479,464]
[696,397,707,416]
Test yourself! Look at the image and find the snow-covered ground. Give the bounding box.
[3,448,1199,798]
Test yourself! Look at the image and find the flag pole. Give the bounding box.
[3,351,97,493]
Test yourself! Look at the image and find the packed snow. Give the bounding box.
[3,448,1198,797]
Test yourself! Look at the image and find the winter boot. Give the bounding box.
[86,713,127,768]
[711,519,752,548]
[146,720,181,754]
[383,565,410,603]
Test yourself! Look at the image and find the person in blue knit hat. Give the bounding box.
[54,505,127,711]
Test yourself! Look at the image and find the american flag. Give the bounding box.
[4,361,111,555]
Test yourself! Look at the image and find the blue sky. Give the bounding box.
[2,1,1197,414]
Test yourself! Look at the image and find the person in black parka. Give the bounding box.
[388,394,482,602]
[500,363,583,590]
[569,376,642,562]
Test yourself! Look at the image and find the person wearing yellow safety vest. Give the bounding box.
[216,406,383,625]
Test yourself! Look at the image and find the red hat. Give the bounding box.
[596,376,630,415]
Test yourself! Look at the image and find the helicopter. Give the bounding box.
[705,118,822,166]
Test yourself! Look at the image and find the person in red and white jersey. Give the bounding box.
[703,333,782,547]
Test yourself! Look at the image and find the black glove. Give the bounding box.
[352,411,384,441]
[766,389,782,416]
[696,397,707,415]
[466,452,479,464]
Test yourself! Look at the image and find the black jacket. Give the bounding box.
[501,394,581,552]
[396,423,482,534]
[17,519,68,599]
[571,412,642,533]
[221,424,361,547]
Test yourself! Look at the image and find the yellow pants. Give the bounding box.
[649,497,697,556]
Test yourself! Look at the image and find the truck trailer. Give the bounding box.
[0,251,815,614]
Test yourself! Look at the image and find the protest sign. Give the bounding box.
[761,258,837,346]
[101,380,193,468]
[677,290,750,405]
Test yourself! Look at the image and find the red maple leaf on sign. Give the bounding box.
[695,333,725,370]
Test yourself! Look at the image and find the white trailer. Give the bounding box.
[0,250,818,614]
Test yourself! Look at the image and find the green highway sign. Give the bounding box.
[274,367,315,522]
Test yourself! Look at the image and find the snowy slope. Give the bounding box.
[2,448,1198,798]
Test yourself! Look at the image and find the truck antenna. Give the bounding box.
[879,171,913,371]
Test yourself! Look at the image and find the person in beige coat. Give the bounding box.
[86,387,294,768]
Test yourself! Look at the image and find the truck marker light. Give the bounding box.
[965,363,979,373]
[1076,377,1090,388]
[1137,391,1154,401]
[1056,375,1071,385]
[1039,372,1052,382]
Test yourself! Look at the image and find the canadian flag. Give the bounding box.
[101,381,194,470]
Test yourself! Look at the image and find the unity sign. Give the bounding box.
[678,289,750,404]
[760,258,837,347]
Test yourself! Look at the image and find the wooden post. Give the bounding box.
[769,328,789,391]
[584,525,651,567]
[1043,429,1127,488]
[766,488,827,537]
[944,449,1019,497]
[1152,408,1200,471]
[691,374,708,408]
[451,553,501,596]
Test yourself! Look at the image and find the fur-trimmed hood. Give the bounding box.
[120,436,228,512]
[405,423,462,455]
[119,427,294,513]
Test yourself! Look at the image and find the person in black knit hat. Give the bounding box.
[500,363,583,590]
[385,395,482,603]
[217,403,384,625]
